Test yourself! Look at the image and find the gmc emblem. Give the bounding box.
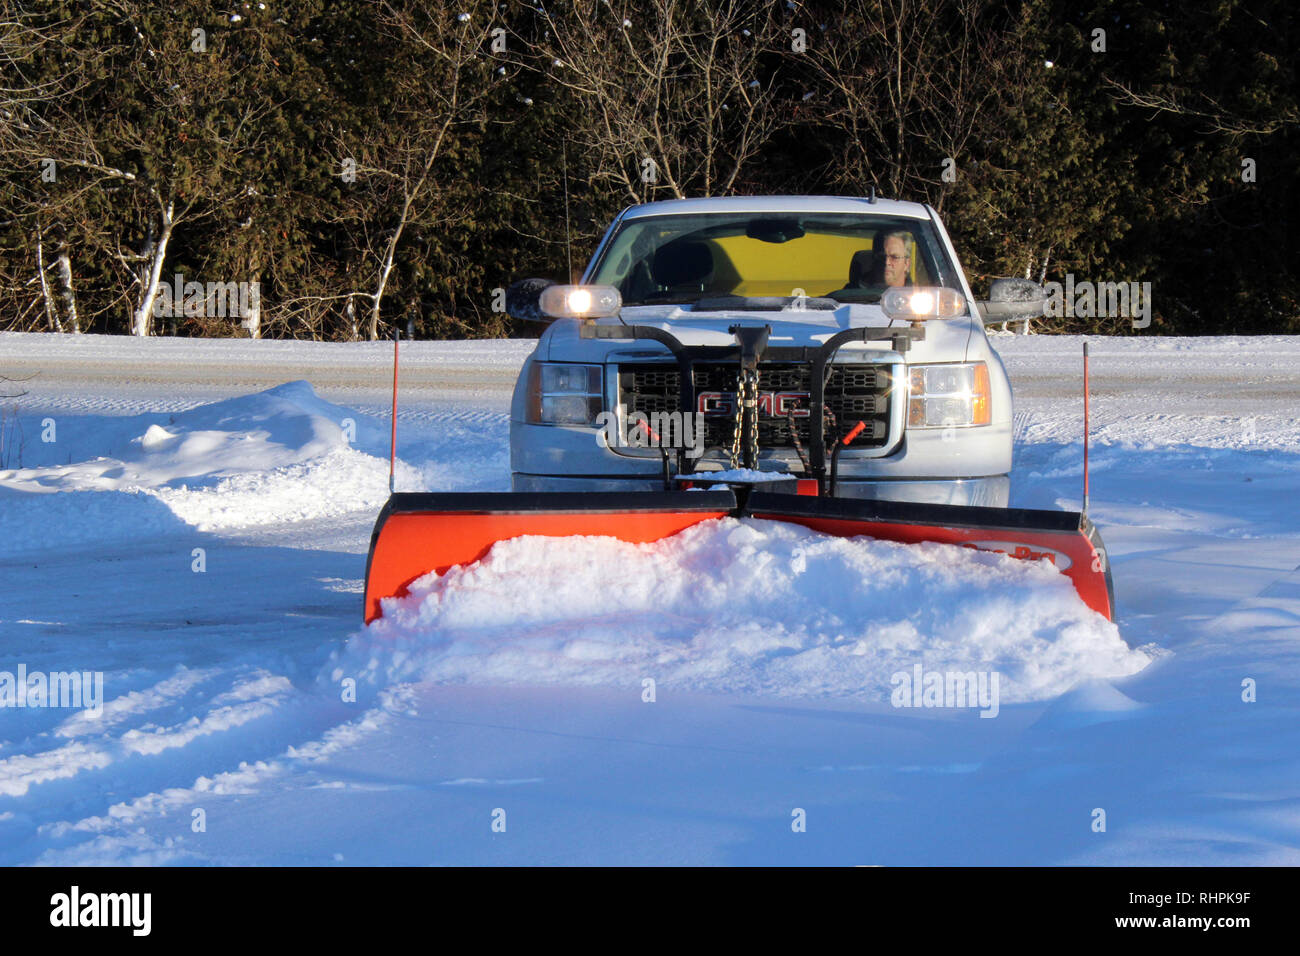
[697,391,810,418]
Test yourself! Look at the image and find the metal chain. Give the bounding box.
[744,368,759,468]
[728,367,761,469]
[728,372,744,468]
[787,409,809,474]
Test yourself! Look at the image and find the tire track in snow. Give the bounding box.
[33,686,413,865]
[0,670,294,797]
[0,650,412,863]
[53,666,220,738]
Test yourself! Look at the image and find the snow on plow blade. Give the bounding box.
[363,490,737,623]
[745,492,1115,621]
[363,488,1115,624]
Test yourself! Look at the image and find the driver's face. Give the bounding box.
[882,236,909,287]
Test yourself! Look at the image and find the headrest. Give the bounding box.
[651,241,713,287]
[848,249,875,287]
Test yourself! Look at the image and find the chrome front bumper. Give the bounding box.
[511,473,1010,508]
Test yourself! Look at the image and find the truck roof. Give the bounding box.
[620,195,932,220]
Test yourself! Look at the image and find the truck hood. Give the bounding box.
[541,303,976,364]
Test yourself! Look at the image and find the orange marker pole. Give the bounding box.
[389,327,399,495]
[1083,341,1090,515]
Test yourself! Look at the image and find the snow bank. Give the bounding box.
[6,380,386,479]
[0,486,192,552]
[0,382,410,551]
[332,518,1152,703]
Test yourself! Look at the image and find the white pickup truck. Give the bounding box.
[505,195,1044,507]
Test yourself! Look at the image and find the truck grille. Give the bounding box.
[616,362,893,451]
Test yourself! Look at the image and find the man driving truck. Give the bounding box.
[879,230,913,287]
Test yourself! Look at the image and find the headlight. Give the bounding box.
[538,285,622,319]
[881,286,967,322]
[908,362,991,427]
[525,362,604,424]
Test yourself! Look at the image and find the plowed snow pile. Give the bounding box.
[0,381,412,550]
[334,518,1152,702]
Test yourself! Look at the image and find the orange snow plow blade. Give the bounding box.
[363,487,1116,624]
[363,490,736,623]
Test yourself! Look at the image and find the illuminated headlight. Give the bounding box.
[881,286,967,322]
[907,362,991,427]
[538,284,622,319]
[526,362,604,424]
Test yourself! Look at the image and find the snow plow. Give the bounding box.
[362,196,1115,624]
[363,486,1114,624]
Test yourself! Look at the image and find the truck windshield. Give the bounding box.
[587,212,961,306]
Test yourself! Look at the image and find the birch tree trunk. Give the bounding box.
[243,263,261,339]
[35,227,62,332]
[367,139,441,341]
[244,294,261,339]
[368,246,396,342]
[55,247,79,333]
[132,199,174,337]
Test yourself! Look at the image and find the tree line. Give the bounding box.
[1,0,1294,339]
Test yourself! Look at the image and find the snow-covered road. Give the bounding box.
[0,331,1297,865]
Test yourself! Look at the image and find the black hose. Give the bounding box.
[829,420,867,497]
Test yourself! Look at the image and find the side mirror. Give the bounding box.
[977,277,1046,321]
[505,278,557,323]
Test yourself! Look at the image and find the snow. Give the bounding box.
[0,380,410,549]
[0,331,1298,865]
[347,519,1149,702]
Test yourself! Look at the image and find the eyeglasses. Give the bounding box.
[884,254,909,262]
